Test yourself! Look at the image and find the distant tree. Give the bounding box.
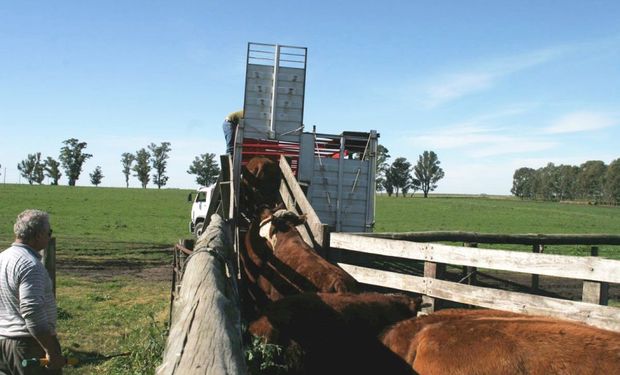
[17,153,44,185]
[511,167,536,199]
[44,157,62,185]
[59,138,92,186]
[89,166,104,186]
[604,158,620,204]
[413,151,445,198]
[187,153,220,187]
[389,157,412,197]
[556,164,580,201]
[577,160,607,202]
[133,148,151,188]
[148,142,171,189]
[384,168,394,197]
[375,144,390,192]
[0,163,2,179]
[121,152,135,188]
[537,163,560,201]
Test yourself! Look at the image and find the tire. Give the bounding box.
[194,221,205,237]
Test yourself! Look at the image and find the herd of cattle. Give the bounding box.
[238,156,620,375]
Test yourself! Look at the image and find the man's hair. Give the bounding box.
[14,209,49,242]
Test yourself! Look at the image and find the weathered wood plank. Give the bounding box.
[43,237,56,296]
[422,260,445,314]
[356,231,620,245]
[331,233,620,284]
[279,155,327,249]
[582,281,609,305]
[279,181,313,247]
[337,263,620,332]
[157,214,246,375]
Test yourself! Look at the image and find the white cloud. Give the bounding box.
[542,111,618,134]
[408,111,557,158]
[425,73,495,107]
[420,45,570,108]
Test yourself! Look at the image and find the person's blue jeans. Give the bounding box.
[222,120,236,155]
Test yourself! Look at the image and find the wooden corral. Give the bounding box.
[330,233,620,332]
[157,214,247,375]
[160,153,620,374]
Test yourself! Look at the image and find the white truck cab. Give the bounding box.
[189,185,215,236]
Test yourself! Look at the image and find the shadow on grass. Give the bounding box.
[64,348,131,368]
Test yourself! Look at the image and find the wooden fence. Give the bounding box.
[330,233,620,332]
[158,214,246,375]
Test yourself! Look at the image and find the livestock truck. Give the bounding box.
[190,42,378,237]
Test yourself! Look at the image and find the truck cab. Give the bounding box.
[189,185,215,236]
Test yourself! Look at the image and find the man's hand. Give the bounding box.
[45,352,65,369]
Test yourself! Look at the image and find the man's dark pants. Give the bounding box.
[0,337,61,375]
[223,120,236,155]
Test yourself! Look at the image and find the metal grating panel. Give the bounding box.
[243,43,307,143]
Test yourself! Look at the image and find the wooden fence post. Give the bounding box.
[582,280,609,306]
[583,246,608,305]
[43,237,56,297]
[422,261,445,314]
[462,242,478,285]
[531,243,543,290]
[590,246,599,256]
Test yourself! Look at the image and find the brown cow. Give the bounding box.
[249,292,421,375]
[241,207,359,305]
[381,308,620,375]
[242,156,281,207]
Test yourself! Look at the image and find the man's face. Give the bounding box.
[33,220,51,250]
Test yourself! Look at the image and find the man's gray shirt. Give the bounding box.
[0,243,57,338]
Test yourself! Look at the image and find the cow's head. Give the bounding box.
[258,205,306,249]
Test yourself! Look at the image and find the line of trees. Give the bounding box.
[14,138,177,188]
[120,142,172,189]
[11,137,224,189]
[511,159,620,204]
[376,146,445,198]
[15,138,93,186]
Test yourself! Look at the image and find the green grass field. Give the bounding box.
[0,184,619,374]
[376,195,620,258]
[0,184,193,374]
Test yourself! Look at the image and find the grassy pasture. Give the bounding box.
[376,195,620,259]
[0,184,619,374]
[0,184,192,374]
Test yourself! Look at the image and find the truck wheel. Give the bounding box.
[194,222,204,237]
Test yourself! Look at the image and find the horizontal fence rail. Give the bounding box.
[330,233,620,332]
[355,231,620,245]
[331,234,620,284]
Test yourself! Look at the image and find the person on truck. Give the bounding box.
[222,109,243,155]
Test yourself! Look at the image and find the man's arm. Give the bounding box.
[32,333,64,369]
[19,265,64,368]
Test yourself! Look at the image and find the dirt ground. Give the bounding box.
[57,249,174,282]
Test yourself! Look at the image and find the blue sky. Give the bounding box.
[1,1,619,194]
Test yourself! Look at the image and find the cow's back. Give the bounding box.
[381,309,620,375]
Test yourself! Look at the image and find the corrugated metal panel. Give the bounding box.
[308,156,372,231]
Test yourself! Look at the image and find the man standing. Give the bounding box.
[0,209,64,374]
[223,109,243,155]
